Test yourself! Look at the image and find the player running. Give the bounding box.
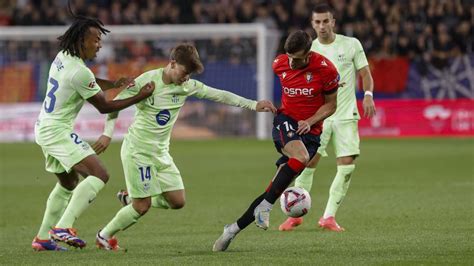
[279,3,376,232]
[92,43,276,250]
[32,8,154,251]
[213,30,339,252]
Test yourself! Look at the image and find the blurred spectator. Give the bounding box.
[2,0,472,62]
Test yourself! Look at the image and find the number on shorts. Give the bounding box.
[44,77,59,113]
[139,166,151,182]
[70,133,83,144]
[283,121,295,132]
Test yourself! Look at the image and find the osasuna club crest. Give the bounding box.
[305,72,313,83]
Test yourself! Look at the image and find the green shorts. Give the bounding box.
[121,138,184,199]
[35,126,95,174]
[317,119,360,158]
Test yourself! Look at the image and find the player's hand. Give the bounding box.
[256,100,277,114]
[92,135,111,155]
[362,95,376,118]
[114,77,135,88]
[138,81,155,99]
[296,120,311,135]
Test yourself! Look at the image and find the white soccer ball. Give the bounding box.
[280,187,311,218]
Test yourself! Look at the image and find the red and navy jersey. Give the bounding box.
[272,51,339,135]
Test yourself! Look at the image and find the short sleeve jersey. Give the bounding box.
[272,51,339,135]
[311,34,369,120]
[115,68,256,153]
[36,51,102,128]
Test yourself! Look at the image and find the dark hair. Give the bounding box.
[284,30,312,54]
[312,3,334,15]
[58,1,110,57]
[170,43,204,74]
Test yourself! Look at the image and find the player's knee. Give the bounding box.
[169,199,185,209]
[92,168,110,183]
[133,200,151,215]
[293,153,310,166]
[60,179,77,191]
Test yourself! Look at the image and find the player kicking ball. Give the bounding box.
[92,43,276,250]
[213,30,340,252]
[279,3,376,233]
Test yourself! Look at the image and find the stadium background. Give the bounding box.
[0,0,473,265]
[1,0,473,139]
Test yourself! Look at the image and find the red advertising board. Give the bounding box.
[358,99,474,137]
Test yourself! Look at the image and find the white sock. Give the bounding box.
[258,199,273,210]
[228,222,241,234]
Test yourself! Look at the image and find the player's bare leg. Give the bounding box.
[254,140,308,230]
[98,197,150,250]
[280,154,321,231]
[52,155,109,248]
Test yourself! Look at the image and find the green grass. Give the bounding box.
[0,138,473,265]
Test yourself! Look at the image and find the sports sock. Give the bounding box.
[101,204,141,239]
[294,167,315,192]
[264,158,305,204]
[36,183,73,239]
[56,175,105,228]
[151,194,170,209]
[323,164,355,218]
[227,222,241,234]
[236,192,266,230]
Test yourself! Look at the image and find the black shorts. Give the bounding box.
[272,113,321,167]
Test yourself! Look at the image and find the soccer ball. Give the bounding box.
[280,187,311,218]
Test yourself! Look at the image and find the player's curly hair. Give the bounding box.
[170,43,204,74]
[284,30,312,54]
[58,1,109,57]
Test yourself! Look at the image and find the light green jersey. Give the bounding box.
[36,51,102,128]
[106,68,257,153]
[311,34,368,120]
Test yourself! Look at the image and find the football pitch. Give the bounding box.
[1,138,473,265]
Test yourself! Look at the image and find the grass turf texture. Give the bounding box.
[0,138,473,265]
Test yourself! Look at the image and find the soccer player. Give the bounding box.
[31,12,155,251]
[213,30,339,252]
[279,3,376,232]
[91,43,277,250]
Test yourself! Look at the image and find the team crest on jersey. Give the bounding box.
[171,94,179,103]
[321,60,328,67]
[338,54,345,62]
[282,72,287,79]
[305,72,313,83]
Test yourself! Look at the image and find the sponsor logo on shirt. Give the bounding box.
[283,86,314,96]
[156,109,171,125]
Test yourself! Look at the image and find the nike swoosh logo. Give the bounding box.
[88,197,96,204]
[336,200,342,204]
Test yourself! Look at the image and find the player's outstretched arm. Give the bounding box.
[194,81,275,112]
[359,66,376,118]
[96,77,134,91]
[296,91,337,135]
[87,81,155,114]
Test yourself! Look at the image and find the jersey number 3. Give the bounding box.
[44,77,59,113]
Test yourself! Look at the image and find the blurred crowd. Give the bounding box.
[1,0,473,68]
